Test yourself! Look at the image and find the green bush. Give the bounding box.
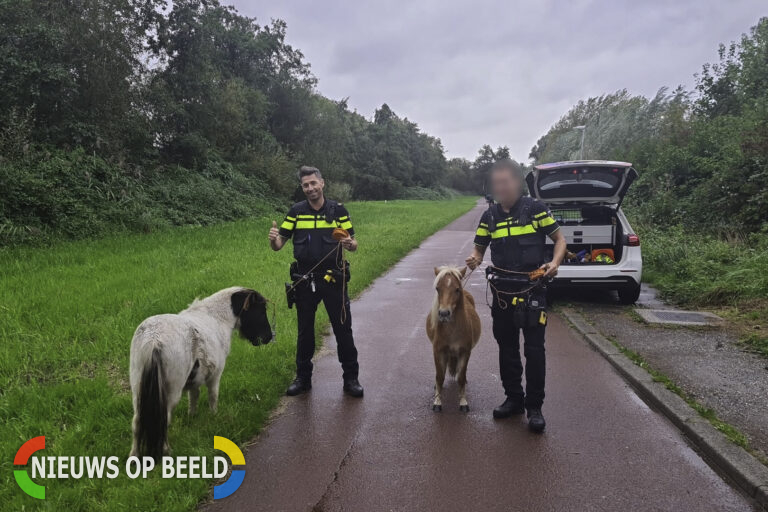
[325,181,354,203]
[399,186,460,200]
[353,174,404,200]
[0,147,281,246]
[639,225,768,305]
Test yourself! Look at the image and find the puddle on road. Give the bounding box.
[636,283,671,309]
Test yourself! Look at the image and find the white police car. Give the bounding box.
[526,160,642,304]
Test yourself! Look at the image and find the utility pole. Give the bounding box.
[574,125,586,160]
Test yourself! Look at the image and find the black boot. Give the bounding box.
[527,408,546,433]
[343,378,364,398]
[286,377,311,396]
[492,396,525,419]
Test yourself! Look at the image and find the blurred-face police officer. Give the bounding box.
[268,166,363,398]
[465,160,566,432]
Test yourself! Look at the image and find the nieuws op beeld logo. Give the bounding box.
[13,435,246,500]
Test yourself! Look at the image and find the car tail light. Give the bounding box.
[627,234,640,246]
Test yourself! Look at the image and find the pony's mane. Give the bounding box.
[430,266,463,323]
[183,286,247,318]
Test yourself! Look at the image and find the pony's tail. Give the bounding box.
[136,348,167,461]
[447,354,458,377]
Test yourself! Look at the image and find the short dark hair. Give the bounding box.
[298,166,322,182]
[490,159,523,178]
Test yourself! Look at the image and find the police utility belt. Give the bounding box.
[485,267,548,327]
[285,260,350,309]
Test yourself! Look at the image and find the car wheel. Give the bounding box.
[617,284,641,305]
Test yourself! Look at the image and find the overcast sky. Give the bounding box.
[233,1,765,161]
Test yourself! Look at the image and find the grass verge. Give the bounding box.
[639,225,768,357]
[0,197,476,511]
[610,338,751,450]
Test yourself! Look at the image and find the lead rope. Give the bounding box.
[284,235,350,326]
[267,298,277,339]
[486,281,540,310]
[484,264,547,310]
[461,265,476,287]
[460,266,478,345]
[284,244,342,295]
[465,260,537,310]
[339,243,348,325]
[240,294,278,340]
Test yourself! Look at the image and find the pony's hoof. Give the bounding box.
[459,405,470,413]
[432,404,442,412]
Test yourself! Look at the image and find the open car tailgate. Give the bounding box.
[527,160,638,206]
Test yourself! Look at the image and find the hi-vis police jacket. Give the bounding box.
[278,199,354,271]
[474,197,560,272]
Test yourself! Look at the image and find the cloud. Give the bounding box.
[234,0,766,160]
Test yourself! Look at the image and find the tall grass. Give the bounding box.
[639,225,768,355]
[640,226,768,305]
[0,198,475,511]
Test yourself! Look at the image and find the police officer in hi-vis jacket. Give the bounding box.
[268,166,363,398]
[466,159,566,432]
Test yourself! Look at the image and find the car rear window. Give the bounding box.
[537,166,625,199]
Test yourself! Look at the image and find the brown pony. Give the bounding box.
[425,266,481,412]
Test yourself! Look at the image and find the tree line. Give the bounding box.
[529,18,768,234]
[0,0,492,246]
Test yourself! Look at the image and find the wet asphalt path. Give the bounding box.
[563,287,768,466]
[208,202,753,512]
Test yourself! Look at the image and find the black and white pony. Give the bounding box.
[129,287,273,459]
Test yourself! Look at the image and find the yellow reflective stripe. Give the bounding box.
[491,224,537,238]
[476,227,490,237]
[280,221,295,231]
[479,222,488,228]
[286,216,296,221]
[294,218,349,229]
[338,216,349,221]
[297,214,315,219]
[510,224,537,235]
[534,211,548,219]
[537,216,556,227]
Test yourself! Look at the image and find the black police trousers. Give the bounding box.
[491,303,546,409]
[295,279,359,381]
